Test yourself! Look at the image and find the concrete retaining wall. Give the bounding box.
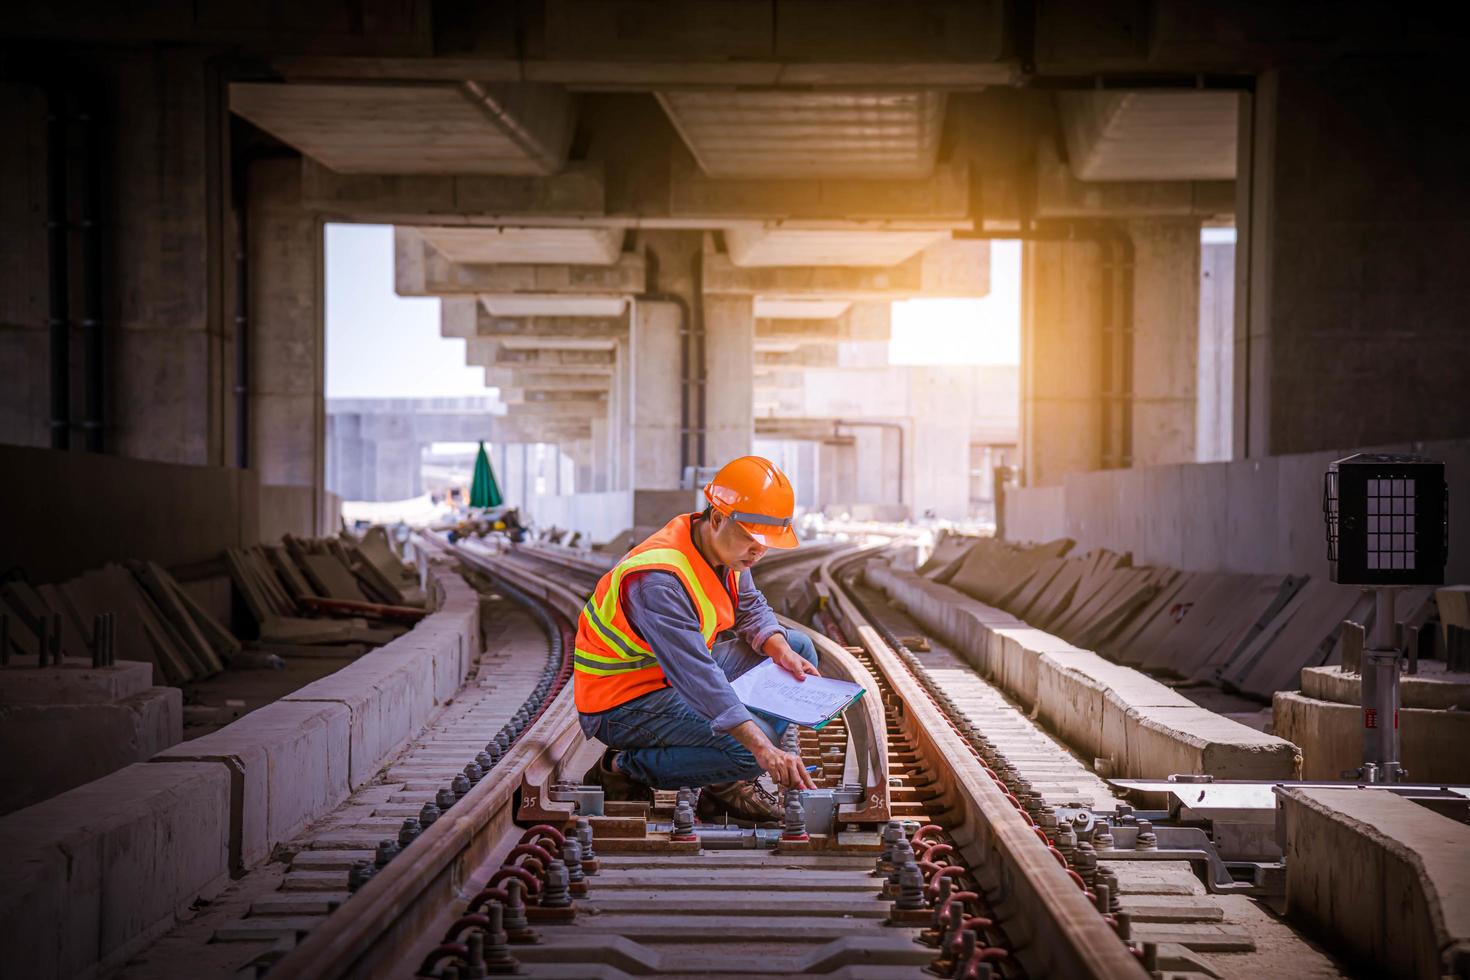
[867,561,1299,779]
[1003,436,1470,584]
[1273,690,1470,782]
[0,443,260,584]
[0,563,478,979]
[0,684,181,816]
[1279,786,1470,978]
[0,761,231,980]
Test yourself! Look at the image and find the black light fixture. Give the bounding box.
[1324,453,1447,585]
[1323,453,1448,783]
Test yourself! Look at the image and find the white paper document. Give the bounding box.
[729,659,866,729]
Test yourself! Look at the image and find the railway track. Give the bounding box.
[258,535,1151,980]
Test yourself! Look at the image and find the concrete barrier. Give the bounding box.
[866,561,1299,780]
[1278,786,1470,978]
[152,562,478,868]
[0,684,181,815]
[153,699,351,870]
[0,761,231,980]
[1274,690,1470,782]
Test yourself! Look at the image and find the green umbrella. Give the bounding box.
[469,441,503,508]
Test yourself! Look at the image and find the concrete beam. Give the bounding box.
[465,340,615,372]
[473,305,627,340]
[703,239,988,299]
[1033,139,1234,220]
[396,228,644,297]
[669,153,972,223]
[502,397,607,420]
[726,227,948,266]
[415,225,624,265]
[657,90,947,180]
[229,81,574,176]
[1057,91,1238,182]
[485,371,611,393]
[300,158,607,224]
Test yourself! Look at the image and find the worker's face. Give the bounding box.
[709,510,768,571]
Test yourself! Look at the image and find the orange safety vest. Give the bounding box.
[574,513,741,714]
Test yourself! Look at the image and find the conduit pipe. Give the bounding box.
[46,85,70,450]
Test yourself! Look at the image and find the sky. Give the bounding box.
[325,223,491,399]
[888,239,1021,366]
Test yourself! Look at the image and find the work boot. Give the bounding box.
[585,748,651,803]
[697,778,784,825]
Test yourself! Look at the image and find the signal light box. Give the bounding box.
[1323,453,1447,586]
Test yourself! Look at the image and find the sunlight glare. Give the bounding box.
[888,240,1021,366]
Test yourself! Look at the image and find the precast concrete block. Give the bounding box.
[1279,786,1470,979]
[152,700,350,870]
[0,660,154,704]
[0,686,182,815]
[0,760,230,979]
[1274,690,1470,783]
[283,648,435,789]
[1124,705,1298,780]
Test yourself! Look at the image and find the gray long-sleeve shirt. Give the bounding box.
[577,566,786,737]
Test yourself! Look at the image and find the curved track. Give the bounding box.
[264,536,1149,980]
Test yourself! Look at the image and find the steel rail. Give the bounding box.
[820,547,1149,980]
[271,537,589,980]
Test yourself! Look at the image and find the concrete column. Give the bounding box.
[249,156,324,528]
[1198,236,1235,462]
[907,366,973,519]
[371,440,421,501]
[628,300,682,489]
[589,417,610,492]
[1236,63,1470,456]
[608,336,631,490]
[1128,219,1201,467]
[794,440,819,511]
[1021,239,1106,486]
[702,293,755,468]
[566,439,593,495]
[107,51,225,465]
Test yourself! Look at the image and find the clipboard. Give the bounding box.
[729,659,866,730]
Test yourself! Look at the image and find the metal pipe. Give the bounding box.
[1372,588,1401,782]
[833,418,905,506]
[232,149,251,469]
[78,92,105,452]
[691,248,707,467]
[46,85,70,450]
[634,286,691,475]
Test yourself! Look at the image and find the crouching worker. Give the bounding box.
[575,456,819,823]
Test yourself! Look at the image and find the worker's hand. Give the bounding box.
[766,635,821,682]
[756,745,818,790]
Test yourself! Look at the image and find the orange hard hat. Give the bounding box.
[703,456,800,549]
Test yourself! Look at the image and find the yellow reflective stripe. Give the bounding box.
[597,547,720,644]
[574,660,661,677]
[581,599,653,662]
[573,644,652,666]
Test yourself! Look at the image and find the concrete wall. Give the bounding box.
[0,443,259,584]
[1237,61,1470,458]
[0,51,226,462]
[527,488,700,546]
[1004,436,1470,583]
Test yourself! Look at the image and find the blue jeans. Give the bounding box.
[587,630,819,789]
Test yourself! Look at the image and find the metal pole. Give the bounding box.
[1363,587,1402,783]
